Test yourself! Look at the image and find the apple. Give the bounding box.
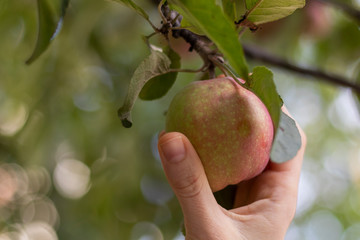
[165,77,274,192]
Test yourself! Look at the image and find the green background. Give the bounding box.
[0,0,360,239]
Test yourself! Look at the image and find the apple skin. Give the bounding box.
[165,77,274,192]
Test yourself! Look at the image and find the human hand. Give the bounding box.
[157,109,306,240]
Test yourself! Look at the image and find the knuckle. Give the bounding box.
[173,173,204,199]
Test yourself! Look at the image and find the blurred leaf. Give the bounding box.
[270,111,302,163]
[26,0,69,64]
[118,49,171,128]
[111,0,151,25]
[247,66,282,130]
[245,0,305,25]
[169,0,249,80]
[139,47,181,100]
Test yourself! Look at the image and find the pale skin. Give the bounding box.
[157,108,307,240]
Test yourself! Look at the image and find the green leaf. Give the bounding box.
[139,47,181,100]
[248,67,301,163]
[111,0,151,24]
[169,0,249,80]
[177,17,204,35]
[26,0,69,64]
[222,0,235,21]
[245,0,258,9]
[245,0,305,25]
[118,50,171,128]
[222,0,242,21]
[270,111,302,163]
[247,66,282,130]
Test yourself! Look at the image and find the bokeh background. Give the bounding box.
[1,0,360,239]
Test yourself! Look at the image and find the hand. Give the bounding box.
[157,109,306,240]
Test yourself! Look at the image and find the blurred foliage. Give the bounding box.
[0,0,360,239]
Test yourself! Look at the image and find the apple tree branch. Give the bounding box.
[159,3,360,93]
[243,44,360,93]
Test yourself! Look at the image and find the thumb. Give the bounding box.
[158,132,218,221]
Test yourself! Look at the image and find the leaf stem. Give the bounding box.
[158,0,167,23]
[210,55,244,85]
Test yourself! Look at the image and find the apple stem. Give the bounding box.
[212,57,244,85]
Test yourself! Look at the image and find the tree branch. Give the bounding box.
[160,3,360,93]
[316,0,360,23]
[161,4,222,78]
[243,44,360,93]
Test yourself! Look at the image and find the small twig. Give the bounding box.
[160,4,223,79]
[144,32,158,41]
[238,27,247,39]
[142,32,159,50]
[243,44,360,93]
[169,65,207,73]
[169,26,192,31]
[171,13,181,25]
[146,19,159,33]
[158,0,167,23]
[207,63,216,79]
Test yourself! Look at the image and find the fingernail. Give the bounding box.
[160,136,185,162]
[158,130,166,139]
